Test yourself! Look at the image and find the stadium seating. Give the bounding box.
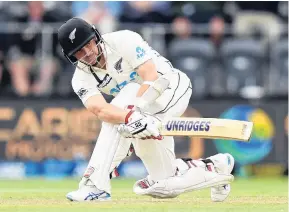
[219,38,265,98]
[168,38,216,99]
[267,38,288,96]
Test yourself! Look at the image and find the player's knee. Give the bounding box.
[133,141,151,159]
[133,139,163,159]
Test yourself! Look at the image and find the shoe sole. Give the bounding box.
[66,195,111,202]
[211,185,231,202]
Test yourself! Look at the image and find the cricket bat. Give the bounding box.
[160,117,253,142]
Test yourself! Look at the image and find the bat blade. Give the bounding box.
[160,117,253,142]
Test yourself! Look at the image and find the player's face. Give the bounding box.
[74,39,103,67]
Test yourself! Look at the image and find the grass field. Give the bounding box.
[0,177,287,212]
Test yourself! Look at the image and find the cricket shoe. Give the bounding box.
[66,180,111,202]
[205,153,235,202]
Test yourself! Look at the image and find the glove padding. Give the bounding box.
[118,110,163,140]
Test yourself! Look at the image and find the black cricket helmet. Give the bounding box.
[57,17,103,67]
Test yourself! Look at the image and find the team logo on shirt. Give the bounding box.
[77,88,88,99]
[136,46,145,59]
[114,58,123,73]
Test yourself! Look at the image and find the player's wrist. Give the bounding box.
[135,97,148,109]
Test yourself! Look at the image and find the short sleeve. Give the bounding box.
[119,30,152,69]
[72,68,101,104]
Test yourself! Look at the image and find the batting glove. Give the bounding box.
[118,110,163,140]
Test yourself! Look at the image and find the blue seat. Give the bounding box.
[220,38,265,97]
[268,39,288,96]
[168,38,216,99]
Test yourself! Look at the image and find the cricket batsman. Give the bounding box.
[57,17,234,202]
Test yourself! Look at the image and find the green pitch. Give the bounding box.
[0,177,287,212]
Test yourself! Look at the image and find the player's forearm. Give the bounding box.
[95,104,128,124]
[136,84,150,97]
[136,60,158,97]
[85,95,128,124]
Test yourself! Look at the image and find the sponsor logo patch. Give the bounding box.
[97,74,112,88]
[77,88,88,99]
[84,166,95,178]
[136,47,145,59]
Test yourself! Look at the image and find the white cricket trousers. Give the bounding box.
[83,71,192,194]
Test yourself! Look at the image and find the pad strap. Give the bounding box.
[125,110,134,124]
[201,159,215,172]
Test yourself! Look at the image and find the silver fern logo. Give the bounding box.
[114,58,123,73]
[69,28,76,43]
